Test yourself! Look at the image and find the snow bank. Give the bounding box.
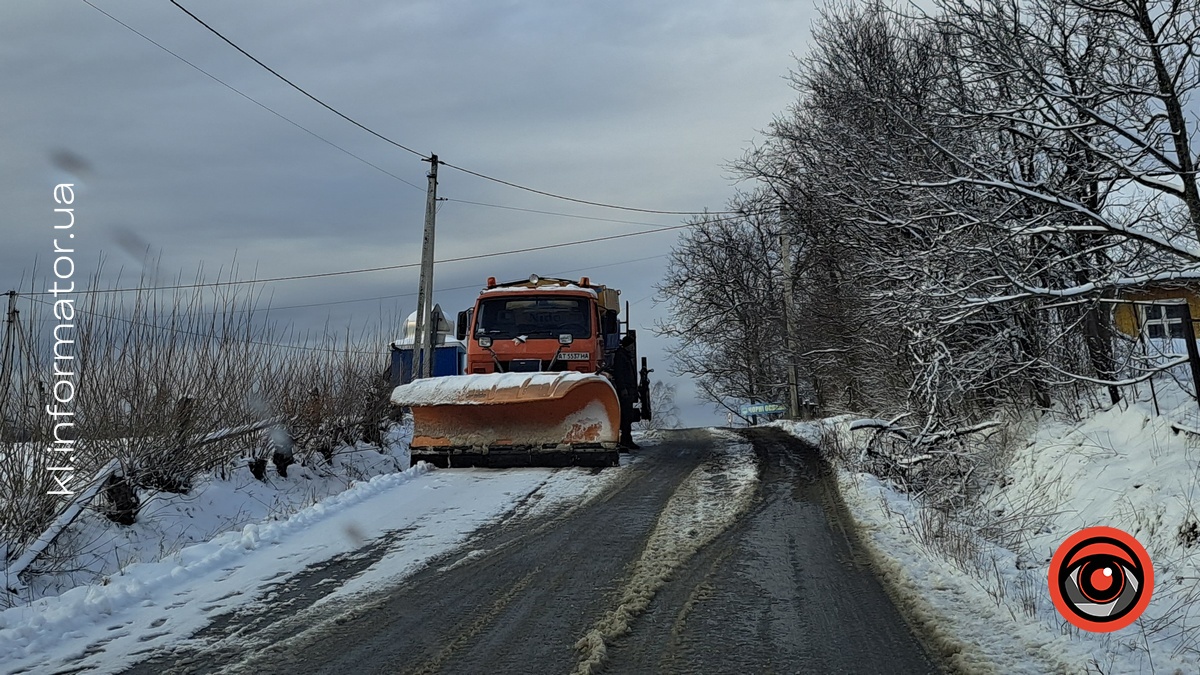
[4,426,412,603]
[837,472,1080,674]
[0,461,432,670]
[777,399,1200,673]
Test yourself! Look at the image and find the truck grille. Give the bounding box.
[508,359,541,372]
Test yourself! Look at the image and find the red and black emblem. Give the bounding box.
[1048,526,1153,632]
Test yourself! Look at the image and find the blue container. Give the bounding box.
[391,343,465,386]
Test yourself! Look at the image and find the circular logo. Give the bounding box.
[1048,526,1153,632]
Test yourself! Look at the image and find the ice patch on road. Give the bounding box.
[573,428,757,675]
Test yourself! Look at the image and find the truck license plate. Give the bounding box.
[559,352,589,361]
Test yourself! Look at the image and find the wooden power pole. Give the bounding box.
[780,231,801,419]
[0,291,17,420]
[412,155,439,379]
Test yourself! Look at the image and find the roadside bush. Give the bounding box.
[1,263,396,577]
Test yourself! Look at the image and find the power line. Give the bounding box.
[239,253,671,313]
[436,159,724,213]
[165,0,737,216]
[86,0,720,216]
[81,0,424,192]
[32,216,724,296]
[167,0,427,160]
[26,294,383,356]
[445,199,688,227]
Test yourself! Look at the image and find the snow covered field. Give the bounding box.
[777,390,1200,674]
[0,425,637,674]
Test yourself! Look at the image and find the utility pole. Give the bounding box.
[412,155,439,379]
[780,230,801,419]
[0,291,17,421]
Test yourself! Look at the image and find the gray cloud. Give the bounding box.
[2,0,816,426]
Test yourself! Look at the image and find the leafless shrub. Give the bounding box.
[845,410,1021,514]
[1179,520,1199,549]
[817,420,855,467]
[1137,539,1200,660]
[1085,653,1118,675]
[912,505,983,574]
[1014,570,1041,619]
[68,265,275,494]
[1,260,395,574]
[0,444,62,552]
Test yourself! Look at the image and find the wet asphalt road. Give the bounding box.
[602,428,938,674]
[122,427,940,675]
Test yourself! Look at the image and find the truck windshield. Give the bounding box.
[476,296,592,339]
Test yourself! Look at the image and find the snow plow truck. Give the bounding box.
[391,275,652,468]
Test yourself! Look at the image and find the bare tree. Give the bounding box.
[657,0,1200,444]
[656,203,790,418]
[636,381,681,430]
[738,1,973,423]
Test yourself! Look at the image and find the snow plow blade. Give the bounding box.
[391,372,621,468]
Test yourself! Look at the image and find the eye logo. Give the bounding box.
[1048,526,1153,632]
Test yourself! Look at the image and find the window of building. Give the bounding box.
[1141,301,1191,339]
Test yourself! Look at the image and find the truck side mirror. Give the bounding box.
[456,310,469,341]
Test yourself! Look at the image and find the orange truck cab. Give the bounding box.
[455,275,622,376]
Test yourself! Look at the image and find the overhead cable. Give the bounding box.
[30,216,734,295]
[82,0,425,191]
[166,0,738,216]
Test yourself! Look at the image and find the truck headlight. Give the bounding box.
[559,334,574,345]
[479,336,493,348]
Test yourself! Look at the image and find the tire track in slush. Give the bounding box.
[407,567,540,675]
[600,427,941,674]
[210,434,711,674]
[572,430,759,674]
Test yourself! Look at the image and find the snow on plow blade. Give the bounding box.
[391,372,621,468]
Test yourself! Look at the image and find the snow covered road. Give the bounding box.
[4,427,942,674]
[1,463,621,675]
[111,427,937,674]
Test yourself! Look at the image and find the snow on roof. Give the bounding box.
[478,284,598,297]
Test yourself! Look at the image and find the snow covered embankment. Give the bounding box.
[775,410,1200,675]
[0,424,629,675]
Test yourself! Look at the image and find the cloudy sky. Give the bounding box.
[2,0,818,426]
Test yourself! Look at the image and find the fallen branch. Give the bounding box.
[920,420,1002,445]
[849,418,914,441]
[1171,422,1200,437]
[2,458,119,592]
